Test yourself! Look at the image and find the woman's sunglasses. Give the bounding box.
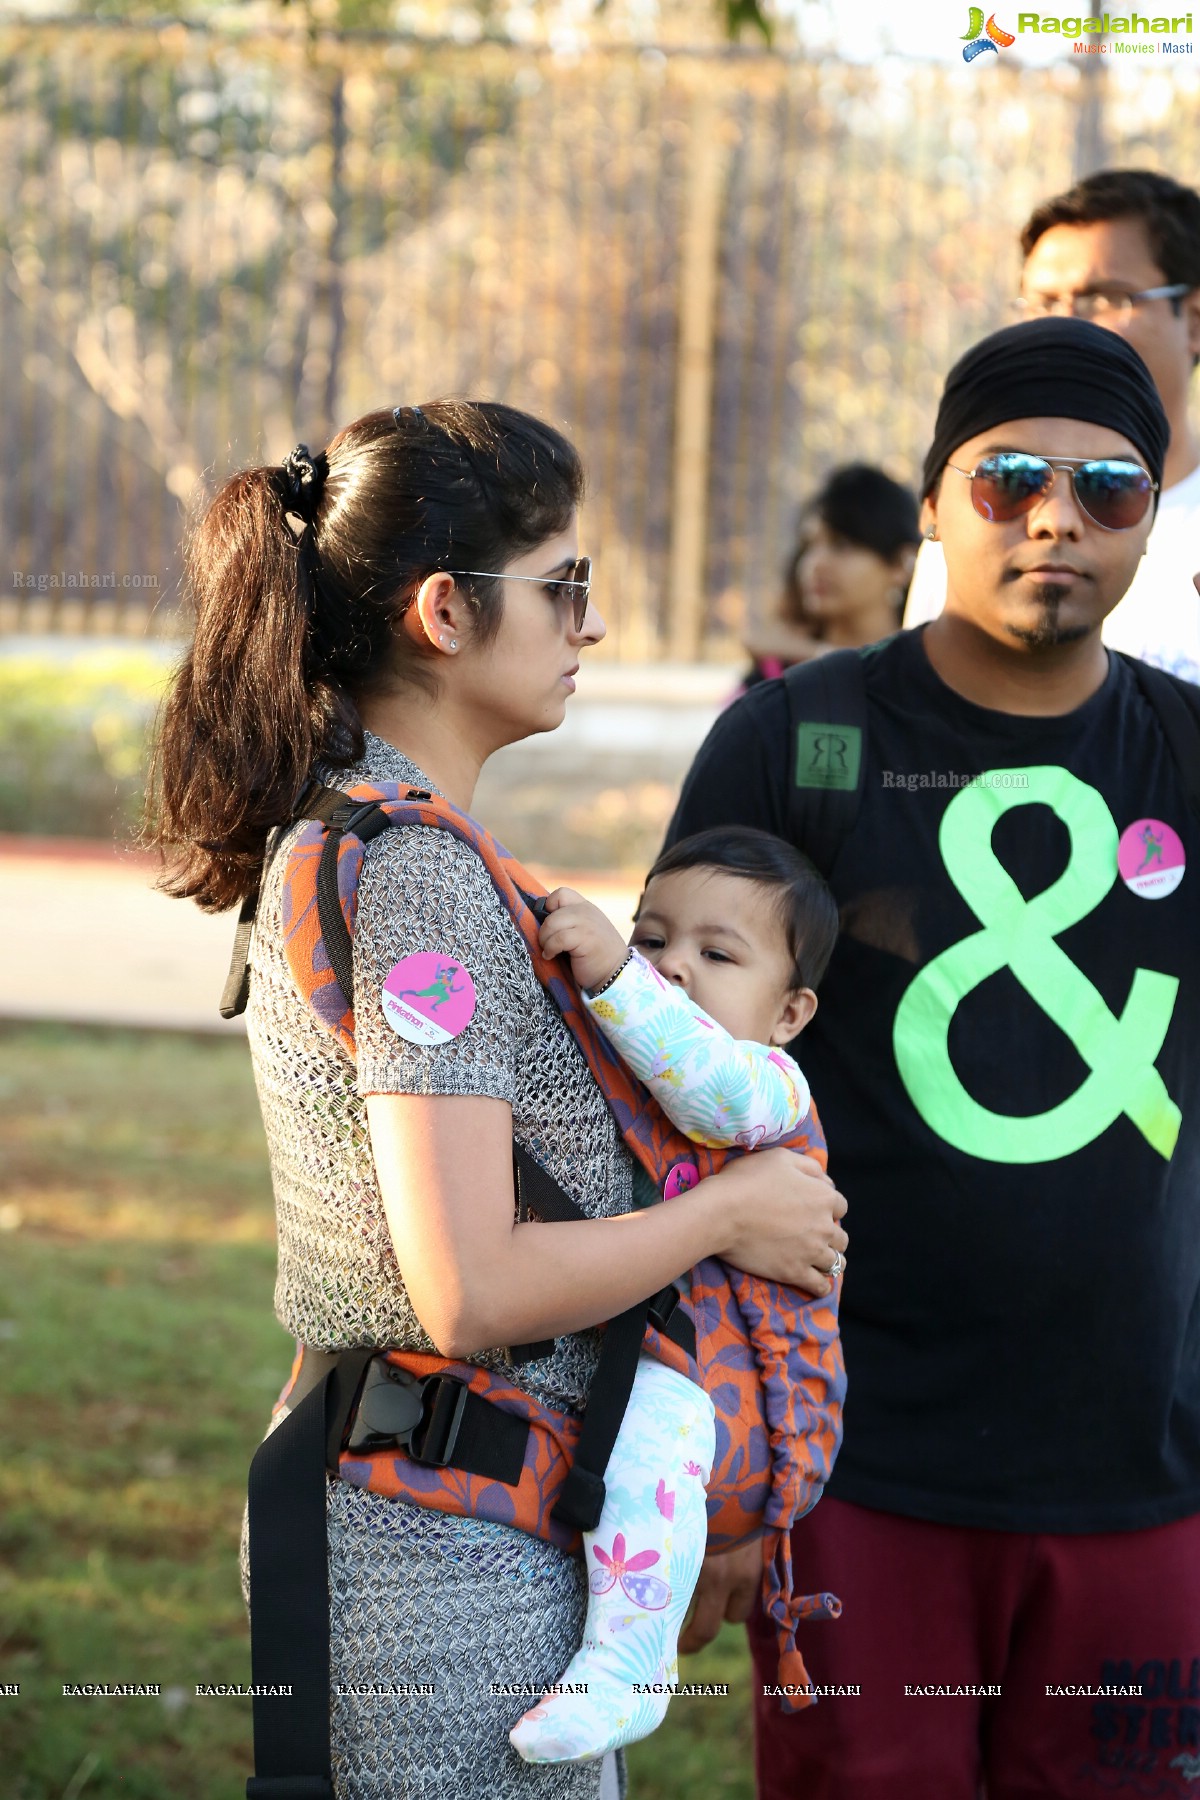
[447,556,592,631]
[944,454,1157,532]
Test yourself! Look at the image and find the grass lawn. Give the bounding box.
[0,1021,755,1800]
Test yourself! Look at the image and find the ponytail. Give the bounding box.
[147,457,358,910]
[147,401,584,911]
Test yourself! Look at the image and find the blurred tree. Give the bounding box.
[76,0,776,44]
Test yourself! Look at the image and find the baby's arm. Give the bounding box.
[536,886,810,1147]
[583,950,810,1150]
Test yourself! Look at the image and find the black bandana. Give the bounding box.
[921,318,1169,498]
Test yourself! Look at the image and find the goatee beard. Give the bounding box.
[1007,582,1090,648]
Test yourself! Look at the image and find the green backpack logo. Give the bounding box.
[795,721,862,793]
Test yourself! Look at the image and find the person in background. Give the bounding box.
[904,168,1200,684]
[740,464,919,688]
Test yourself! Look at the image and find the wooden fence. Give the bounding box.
[2,20,1197,654]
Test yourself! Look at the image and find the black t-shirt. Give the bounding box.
[668,627,1200,1532]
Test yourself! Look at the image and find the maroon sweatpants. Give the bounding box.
[747,1496,1200,1800]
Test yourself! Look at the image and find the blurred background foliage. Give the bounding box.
[0,650,169,837]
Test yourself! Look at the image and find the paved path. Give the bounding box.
[0,837,640,1035]
[0,644,728,1032]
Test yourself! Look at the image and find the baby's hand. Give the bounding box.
[538,888,629,992]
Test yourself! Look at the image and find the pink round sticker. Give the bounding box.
[381,953,477,1044]
[1117,819,1186,900]
[663,1162,699,1202]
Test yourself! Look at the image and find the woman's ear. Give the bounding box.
[408,572,470,653]
[770,986,817,1045]
[918,495,939,543]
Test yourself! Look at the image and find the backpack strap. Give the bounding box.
[781,646,872,877]
[1119,654,1200,824]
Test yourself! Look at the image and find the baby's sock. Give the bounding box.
[509,1354,716,1764]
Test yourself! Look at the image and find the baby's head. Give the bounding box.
[632,827,838,1046]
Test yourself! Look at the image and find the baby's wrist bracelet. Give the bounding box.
[586,950,634,998]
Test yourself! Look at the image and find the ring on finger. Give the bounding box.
[827,1249,846,1280]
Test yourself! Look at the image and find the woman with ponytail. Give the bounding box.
[150,400,847,1799]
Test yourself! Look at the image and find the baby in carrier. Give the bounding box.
[510,824,840,1765]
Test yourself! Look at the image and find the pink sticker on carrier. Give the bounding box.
[381,953,477,1045]
[1117,819,1185,900]
[663,1162,699,1202]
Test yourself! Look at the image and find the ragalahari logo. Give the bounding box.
[961,6,1017,57]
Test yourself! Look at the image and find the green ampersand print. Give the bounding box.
[893,767,1181,1164]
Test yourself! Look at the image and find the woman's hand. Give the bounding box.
[708,1148,847,1296]
[538,887,629,991]
[679,1539,763,1654]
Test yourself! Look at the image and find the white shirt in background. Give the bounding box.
[902,461,1200,685]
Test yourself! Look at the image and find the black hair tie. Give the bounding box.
[281,443,329,523]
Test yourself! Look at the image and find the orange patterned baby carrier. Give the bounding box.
[268,779,844,1703]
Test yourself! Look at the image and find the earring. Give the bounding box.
[924,526,939,542]
[449,638,458,651]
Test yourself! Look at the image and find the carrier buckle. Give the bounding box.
[333,800,390,841]
[647,1283,680,1329]
[408,1375,469,1468]
[344,1359,424,1454]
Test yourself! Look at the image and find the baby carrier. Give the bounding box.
[229,782,845,1800]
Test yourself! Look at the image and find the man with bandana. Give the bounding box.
[666,318,1200,1799]
[905,169,1200,684]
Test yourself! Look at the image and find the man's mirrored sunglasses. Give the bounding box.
[944,454,1157,532]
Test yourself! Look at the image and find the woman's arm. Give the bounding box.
[366,1092,847,1358]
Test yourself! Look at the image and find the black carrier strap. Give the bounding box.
[1120,654,1200,824]
[782,646,871,878]
[244,1348,371,1799]
[508,1147,694,1532]
[219,782,368,1022]
[314,796,393,1008]
[219,889,259,1019]
[549,1298,652,1532]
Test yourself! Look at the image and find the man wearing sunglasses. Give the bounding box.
[666,316,1200,1800]
[905,168,1200,683]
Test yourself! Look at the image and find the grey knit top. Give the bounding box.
[245,731,634,1413]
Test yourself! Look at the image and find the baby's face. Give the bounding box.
[630,866,811,1045]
